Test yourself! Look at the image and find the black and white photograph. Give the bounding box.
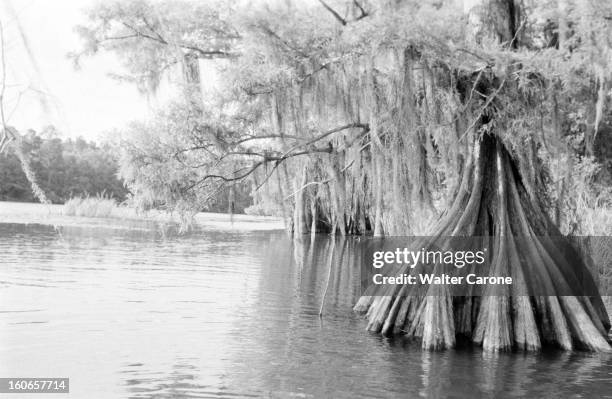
[1,0,611,397]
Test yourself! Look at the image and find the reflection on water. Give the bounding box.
[1,220,611,398]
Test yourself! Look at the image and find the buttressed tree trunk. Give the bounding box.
[354,0,611,352]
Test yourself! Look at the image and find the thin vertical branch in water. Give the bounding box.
[319,237,336,317]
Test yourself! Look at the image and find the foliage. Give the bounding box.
[71,0,238,94]
[117,101,253,213]
[76,0,612,235]
[0,129,128,203]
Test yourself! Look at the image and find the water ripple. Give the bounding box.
[0,219,611,398]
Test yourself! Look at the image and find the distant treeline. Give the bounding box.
[0,129,254,213]
[0,130,128,204]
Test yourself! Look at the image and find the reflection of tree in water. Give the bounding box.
[115,235,612,398]
[378,338,612,398]
[123,360,206,398]
[206,236,371,397]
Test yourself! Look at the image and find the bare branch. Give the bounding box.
[182,123,369,194]
[318,0,347,25]
[283,159,355,200]
[282,122,369,157]
[231,134,308,146]
[352,0,369,20]
[258,24,310,58]
[119,21,235,59]
[284,179,332,200]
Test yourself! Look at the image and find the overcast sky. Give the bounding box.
[1,0,151,140]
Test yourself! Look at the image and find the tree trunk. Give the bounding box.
[355,134,611,351]
[354,0,611,352]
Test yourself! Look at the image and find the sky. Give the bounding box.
[1,0,151,140]
[0,0,477,141]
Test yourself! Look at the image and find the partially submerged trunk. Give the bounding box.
[355,134,611,351]
[354,0,611,352]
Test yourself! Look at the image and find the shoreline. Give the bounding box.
[0,201,285,231]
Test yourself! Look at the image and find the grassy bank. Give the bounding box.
[63,196,119,218]
[0,201,285,232]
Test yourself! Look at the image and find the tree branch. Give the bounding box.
[119,21,235,59]
[352,0,369,20]
[318,0,347,25]
[282,122,369,157]
[182,123,369,193]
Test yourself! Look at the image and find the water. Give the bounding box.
[1,207,612,398]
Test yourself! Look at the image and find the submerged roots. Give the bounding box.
[355,136,611,352]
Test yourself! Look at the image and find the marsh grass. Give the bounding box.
[61,195,195,228]
[63,195,120,218]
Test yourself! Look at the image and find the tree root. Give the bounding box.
[354,135,611,352]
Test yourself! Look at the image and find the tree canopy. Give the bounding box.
[75,0,611,234]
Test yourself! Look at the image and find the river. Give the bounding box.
[1,203,611,398]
